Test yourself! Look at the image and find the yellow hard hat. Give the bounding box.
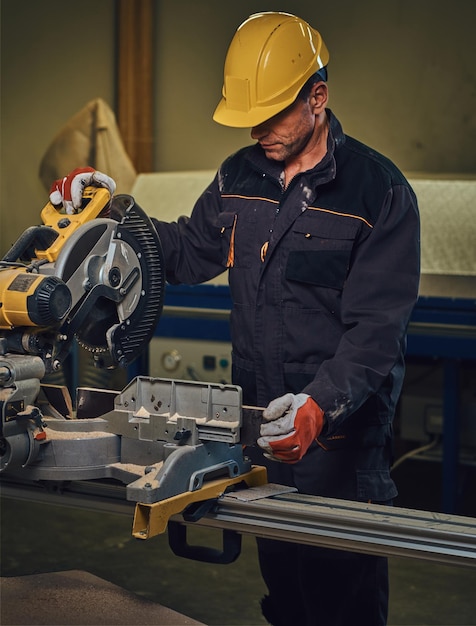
[213,12,329,128]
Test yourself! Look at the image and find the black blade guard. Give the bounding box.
[104,195,165,368]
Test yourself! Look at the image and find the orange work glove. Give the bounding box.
[49,167,116,214]
[258,393,324,463]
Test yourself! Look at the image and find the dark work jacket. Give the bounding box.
[153,110,420,502]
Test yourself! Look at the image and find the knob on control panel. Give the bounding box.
[161,349,182,372]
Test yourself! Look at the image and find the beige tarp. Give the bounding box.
[39,98,137,194]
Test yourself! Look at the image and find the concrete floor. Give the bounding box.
[1,459,475,626]
[1,570,205,626]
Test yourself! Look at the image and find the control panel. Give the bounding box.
[149,337,232,384]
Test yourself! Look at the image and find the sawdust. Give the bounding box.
[45,428,113,440]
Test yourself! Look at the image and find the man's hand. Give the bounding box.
[257,393,324,463]
[49,167,116,214]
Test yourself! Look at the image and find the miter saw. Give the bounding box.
[0,187,266,548]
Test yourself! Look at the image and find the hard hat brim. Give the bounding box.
[213,94,298,128]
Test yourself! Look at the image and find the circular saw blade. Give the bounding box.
[74,233,144,354]
[54,198,165,367]
[75,297,119,354]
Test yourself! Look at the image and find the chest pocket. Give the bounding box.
[285,213,362,290]
[216,210,257,269]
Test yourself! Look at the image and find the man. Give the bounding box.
[51,12,420,625]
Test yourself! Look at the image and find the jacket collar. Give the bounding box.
[327,108,346,149]
[246,108,345,186]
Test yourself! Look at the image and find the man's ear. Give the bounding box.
[311,82,328,113]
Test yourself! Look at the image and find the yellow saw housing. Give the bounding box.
[0,268,71,329]
[38,186,111,262]
[0,186,110,329]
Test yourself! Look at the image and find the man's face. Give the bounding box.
[250,95,317,162]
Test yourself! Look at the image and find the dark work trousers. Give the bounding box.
[257,538,389,626]
[240,367,395,626]
[245,443,392,626]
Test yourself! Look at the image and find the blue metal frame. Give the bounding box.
[157,284,232,341]
[407,294,476,513]
[407,295,476,360]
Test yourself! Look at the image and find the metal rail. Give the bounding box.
[1,478,475,568]
[196,487,476,568]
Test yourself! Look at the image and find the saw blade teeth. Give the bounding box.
[75,335,108,353]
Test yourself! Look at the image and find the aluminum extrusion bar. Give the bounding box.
[2,478,475,567]
[191,487,476,568]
